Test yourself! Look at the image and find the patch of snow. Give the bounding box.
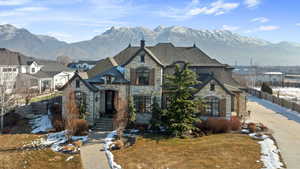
[241,129,250,134]
[249,133,283,169]
[30,115,53,134]
[249,133,269,140]
[66,156,74,161]
[259,138,284,169]
[104,131,122,169]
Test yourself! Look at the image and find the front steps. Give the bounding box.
[94,117,113,131]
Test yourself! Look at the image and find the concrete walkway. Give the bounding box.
[80,131,111,169]
[248,97,300,169]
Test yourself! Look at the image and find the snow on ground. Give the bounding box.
[104,131,122,169]
[249,133,284,169]
[30,114,53,134]
[248,96,300,123]
[254,87,300,104]
[25,130,88,153]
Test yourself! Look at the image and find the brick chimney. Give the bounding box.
[140,39,145,48]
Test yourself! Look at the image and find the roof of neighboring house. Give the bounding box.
[59,72,98,92]
[87,66,129,84]
[29,71,53,79]
[263,72,284,75]
[38,60,74,76]
[0,48,36,66]
[77,60,98,65]
[88,57,118,78]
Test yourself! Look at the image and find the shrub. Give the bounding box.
[230,116,241,131]
[248,123,256,133]
[68,119,89,136]
[261,82,273,95]
[50,104,62,115]
[195,118,242,134]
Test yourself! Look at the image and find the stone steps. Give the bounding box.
[94,118,113,131]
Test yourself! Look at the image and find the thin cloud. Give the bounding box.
[0,6,48,17]
[222,25,240,31]
[296,23,300,26]
[251,17,269,23]
[245,25,280,33]
[258,25,279,31]
[0,0,30,6]
[245,0,261,8]
[159,0,239,20]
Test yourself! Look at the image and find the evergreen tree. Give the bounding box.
[261,82,273,95]
[164,63,199,136]
[150,96,162,130]
[128,96,136,127]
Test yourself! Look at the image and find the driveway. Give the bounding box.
[247,96,300,169]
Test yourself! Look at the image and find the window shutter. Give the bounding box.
[150,68,155,85]
[130,68,136,85]
[219,98,227,117]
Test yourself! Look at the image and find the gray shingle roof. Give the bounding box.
[87,66,129,84]
[37,60,73,74]
[0,48,35,65]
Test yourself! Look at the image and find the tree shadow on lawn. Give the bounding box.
[248,96,300,124]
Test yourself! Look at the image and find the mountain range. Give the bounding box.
[0,24,299,65]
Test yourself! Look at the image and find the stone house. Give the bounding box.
[61,40,247,126]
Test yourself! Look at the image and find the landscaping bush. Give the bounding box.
[53,116,65,132]
[207,118,231,133]
[248,123,256,133]
[230,116,241,131]
[68,119,89,136]
[195,118,242,134]
[261,82,273,95]
[50,104,62,115]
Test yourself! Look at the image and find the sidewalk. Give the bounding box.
[248,96,300,169]
[80,131,111,169]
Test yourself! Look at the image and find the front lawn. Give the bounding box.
[0,134,82,169]
[113,134,263,169]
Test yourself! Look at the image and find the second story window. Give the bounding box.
[140,54,145,63]
[31,68,35,73]
[137,68,150,85]
[76,79,80,88]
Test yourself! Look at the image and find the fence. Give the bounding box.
[247,88,300,113]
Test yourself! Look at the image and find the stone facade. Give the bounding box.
[195,79,233,119]
[62,76,97,126]
[124,50,163,123]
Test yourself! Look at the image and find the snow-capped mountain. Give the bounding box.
[0,24,300,65]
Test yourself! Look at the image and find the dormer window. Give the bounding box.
[140,54,145,63]
[106,75,112,84]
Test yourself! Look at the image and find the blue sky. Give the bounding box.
[0,0,299,43]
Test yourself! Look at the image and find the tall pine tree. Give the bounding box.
[164,63,199,136]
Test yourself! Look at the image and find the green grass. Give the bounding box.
[30,92,62,103]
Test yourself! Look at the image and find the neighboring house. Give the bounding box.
[18,60,75,93]
[68,60,97,71]
[0,48,43,92]
[284,74,300,87]
[256,72,284,86]
[61,40,247,126]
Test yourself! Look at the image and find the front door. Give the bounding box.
[105,90,115,116]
